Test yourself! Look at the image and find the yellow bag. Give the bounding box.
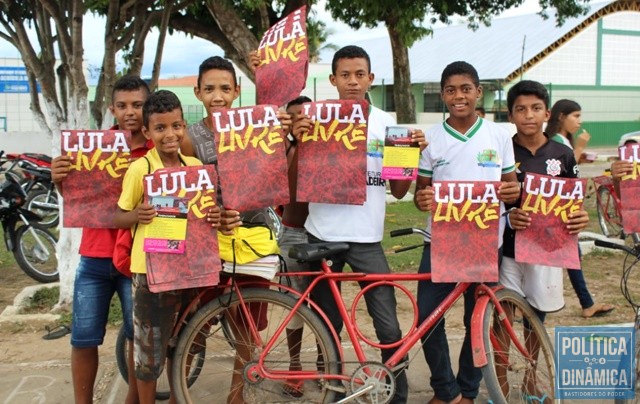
[218,223,280,264]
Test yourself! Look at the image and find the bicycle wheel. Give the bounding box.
[171,288,340,403]
[115,325,205,401]
[597,186,623,238]
[481,289,557,404]
[13,225,58,283]
[26,189,59,228]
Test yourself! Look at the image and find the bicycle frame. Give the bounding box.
[199,259,537,386]
[593,175,623,227]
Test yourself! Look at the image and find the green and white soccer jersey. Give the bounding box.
[419,117,515,181]
[418,117,516,244]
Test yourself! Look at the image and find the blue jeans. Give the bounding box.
[71,257,133,348]
[567,246,594,309]
[417,243,482,401]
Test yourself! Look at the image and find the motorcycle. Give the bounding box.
[0,172,58,283]
[0,151,58,228]
[21,164,58,228]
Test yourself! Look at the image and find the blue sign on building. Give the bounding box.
[556,326,635,400]
[0,66,40,93]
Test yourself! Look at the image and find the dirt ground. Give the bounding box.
[0,239,637,368]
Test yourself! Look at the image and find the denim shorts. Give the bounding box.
[71,256,133,348]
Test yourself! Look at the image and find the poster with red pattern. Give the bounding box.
[619,144,640,233]
[515,172,586,268]
[61,130,131,228]
[430,181,502,283]
[144,165,222,292]
[256,6,308,107]
[296,100,369,205]
[211,105,289,211]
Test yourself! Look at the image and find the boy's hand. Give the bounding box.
[219,208,242,235]
[566,209,589,234]
[291,114,313,141]
[276,111,292,135]
[611,160,634,182]
[410,129,428,152]
[51,155,72,184]
[249,50,261,73]
[207,206,222,228]
[414,186,434,212]
[137,202,156,224]
[508,208,531,230]
[497,181,520,204]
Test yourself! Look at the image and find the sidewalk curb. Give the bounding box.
[0,283,61,323]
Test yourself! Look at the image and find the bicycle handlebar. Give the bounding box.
[390,228,414,237]
[594,239,636,256]
[390,227,429,238]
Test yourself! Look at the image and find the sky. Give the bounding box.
[0,0,542,82]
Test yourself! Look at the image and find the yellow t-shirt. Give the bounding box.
[117,148,201,274]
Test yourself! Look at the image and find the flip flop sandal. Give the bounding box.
[282,379,304,397]
[42,324,71,340]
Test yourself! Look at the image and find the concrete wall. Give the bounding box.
[0,131,52,154]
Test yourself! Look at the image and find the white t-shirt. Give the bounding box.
[418,117,516,243]
[305,106,394,242]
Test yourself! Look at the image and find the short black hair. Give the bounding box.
[507,80,550,113]
[286,95,312,109]
[143,90,183,127]
[331,45,371,75]
[112,75,150,100]
[440,61,480,90]
[197,56,237,88]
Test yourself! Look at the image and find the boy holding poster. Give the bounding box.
[114,90,221,403]
[292,45,425,403]
[502,80,588,322]
[500,81,589,401]
[51,75,151,404]
[413,61,520,404]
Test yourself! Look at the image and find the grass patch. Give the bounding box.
[383,200,427,272]
[20,285,124,326]
[23,286,59,313]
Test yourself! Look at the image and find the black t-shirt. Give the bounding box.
[502,134,578,258]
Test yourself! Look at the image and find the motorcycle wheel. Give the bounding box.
[26,189,59,228]
[14,225,59,283]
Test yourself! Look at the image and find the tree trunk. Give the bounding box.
[386,24,416,124]
[150,3,173,91]
[206,0,259,82]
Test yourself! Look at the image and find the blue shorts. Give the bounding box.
[71,256,133,348]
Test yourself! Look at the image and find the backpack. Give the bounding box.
[113,157,150,277]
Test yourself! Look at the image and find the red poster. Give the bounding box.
[212,105,289,211]
[61,130,131,228]
[619,144,640,233]
[515,173,586,268]
[256,6,308,107]
[144,165,222,292]
[430,181,501,283]
[296,100,369,205]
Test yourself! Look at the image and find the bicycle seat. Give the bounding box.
[288,242,350,261]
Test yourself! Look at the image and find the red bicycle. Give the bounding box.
[593,174,624,238]
[169,228,557,404]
